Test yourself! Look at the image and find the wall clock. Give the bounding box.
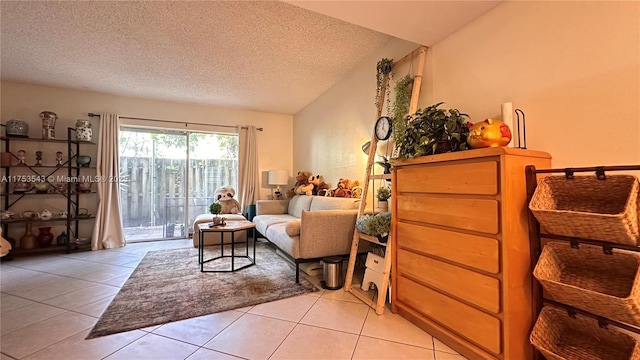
[375,116,392,141]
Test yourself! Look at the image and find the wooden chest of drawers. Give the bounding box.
[391,147,551,360]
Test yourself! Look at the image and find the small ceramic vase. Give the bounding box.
[40,111,57,140]
[34,182,49,193]
[20,223,37,249]
[36,227,54,248]
[75,120,92,141]
[5,119,29,137]
[212,216,226,226]
[77,155,91,167]
[56,231,68,246]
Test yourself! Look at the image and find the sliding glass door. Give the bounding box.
[119,128,238,242]
[186,132,238,234]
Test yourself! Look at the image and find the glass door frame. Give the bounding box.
[119,125,239,242]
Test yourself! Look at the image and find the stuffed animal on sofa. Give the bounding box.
[214,186,241,214]
[350,180,363,198]
[310,174,330,196]
[332,178,352,198]
[287,171,312,198]
[295,173,314,196]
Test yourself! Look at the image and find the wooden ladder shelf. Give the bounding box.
[343,46,427,314]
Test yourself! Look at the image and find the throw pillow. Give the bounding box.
[285,219,301,236]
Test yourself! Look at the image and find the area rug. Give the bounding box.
[87,242,318,339]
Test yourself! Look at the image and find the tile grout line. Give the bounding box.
[265,291,323,359]
[350,307,372,359]
[4,239,446,360]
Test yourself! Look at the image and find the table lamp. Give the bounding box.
[268,170,288,200]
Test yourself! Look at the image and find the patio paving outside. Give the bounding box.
[123,224,188,242]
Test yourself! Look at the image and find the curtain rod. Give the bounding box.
[87,113,263,131]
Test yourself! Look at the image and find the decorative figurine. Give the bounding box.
[467,119,512,149]
[56,151,63,166]
[34,151,43,166]
[40,111,57,140]
[17,150,26,165]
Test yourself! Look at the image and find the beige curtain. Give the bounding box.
[91,113,126,250]
[237,125,259,214]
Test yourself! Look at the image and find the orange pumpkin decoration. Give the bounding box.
[467,119,512,148]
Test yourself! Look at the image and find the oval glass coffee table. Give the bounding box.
[197,219,256,272]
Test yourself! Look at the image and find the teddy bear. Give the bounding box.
[309,174,330,196]
[350,180,363,198]
[332,178,352,198]
[286,171,312,198]
[214,186,241,214]
[295,173,314,196]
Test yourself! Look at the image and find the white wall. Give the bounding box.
[1,81,293,244]
[293,39,419,189]
[430,1,639,168]
[1,81,294,200]
[296,1,640,179]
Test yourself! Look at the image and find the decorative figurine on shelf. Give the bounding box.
[40,111,57,140]
[78,180,91,193]
[17,150,26,165]
[56,151,63,167]
[467,119,512,149]
[34,151,43,166]
[75,119,93,141]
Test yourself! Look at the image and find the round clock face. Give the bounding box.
[375,116,392,141]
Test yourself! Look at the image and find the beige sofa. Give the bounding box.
[253,195,360,283]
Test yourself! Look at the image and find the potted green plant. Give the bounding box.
[209,202,222,225]
[375,58,394,113]
[396,102,471,159]
[376,185,391,213]
[355,213,391,243]
[375,155,392,175]
[392,74,413,146]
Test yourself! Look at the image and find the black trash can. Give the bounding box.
[322,256,344,290]
[246,204,256,237]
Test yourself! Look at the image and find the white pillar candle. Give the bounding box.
[501,102,516,147]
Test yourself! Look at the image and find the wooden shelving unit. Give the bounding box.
[1,126,97,256]
[343,46,427,315]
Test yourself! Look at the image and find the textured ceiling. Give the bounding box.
[1,1,500,115]
[1,1,391,114]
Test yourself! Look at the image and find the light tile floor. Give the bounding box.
[0,239,468,360]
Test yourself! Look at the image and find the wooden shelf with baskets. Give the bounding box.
[526,164,640,360]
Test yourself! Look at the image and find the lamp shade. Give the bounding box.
[268,170,288,186]
[361,141,371,155]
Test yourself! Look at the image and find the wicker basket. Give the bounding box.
[534,241,640,326]
[531,306,640,360]
[529,175,640,245]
